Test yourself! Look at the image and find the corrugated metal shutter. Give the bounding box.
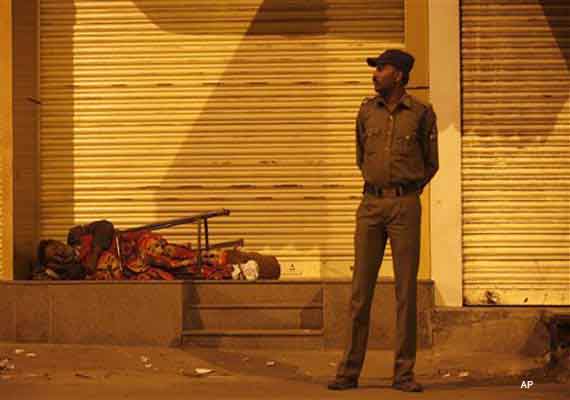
[39,0,406,278]
[462,0,570,304]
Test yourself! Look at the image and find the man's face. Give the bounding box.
[373,63,402,93]
[44,241,76,264]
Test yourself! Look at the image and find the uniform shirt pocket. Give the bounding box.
[395,133,418,155]
[365,127,381,137]
[364,127,382,153]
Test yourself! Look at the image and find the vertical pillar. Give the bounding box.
[1,0,40,280]
[1,0,14,280]
[428,0,463,306]
[405,0,431,278]
[12,0,40,279]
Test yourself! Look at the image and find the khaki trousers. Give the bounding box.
[336,191,421,383]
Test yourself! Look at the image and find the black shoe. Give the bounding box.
[392,380,423,392]
[327,377,358,390]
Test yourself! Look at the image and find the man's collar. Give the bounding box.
[376,92,412,109]
[400,93,413,108]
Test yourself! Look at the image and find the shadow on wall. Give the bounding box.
[539,0,570,136]
[129,0,401,269]
[133,0,332,208]
[463,0,570,143]
[540,0,570,295]
[540,0,570,69]
[134,0,328,212]
[133,0,332,268]
[524,0,569,143]
[134,0,392,36]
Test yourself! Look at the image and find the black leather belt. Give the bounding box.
[363,182,417,197]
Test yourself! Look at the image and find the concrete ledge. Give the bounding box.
[1,280,563,357]
[0,280,435,349]
[430,307,570,356]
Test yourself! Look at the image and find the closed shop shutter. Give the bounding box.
[462,0,570,304]
[39,0,409,278]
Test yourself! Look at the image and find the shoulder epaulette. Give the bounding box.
[360,96,376,106]
[407,94,431,109]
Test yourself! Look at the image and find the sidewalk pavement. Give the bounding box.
[0,342,568,399]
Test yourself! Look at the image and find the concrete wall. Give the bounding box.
[324,280,434,349]
[0,281,184,347]
[2,280,561,355]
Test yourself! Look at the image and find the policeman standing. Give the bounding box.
[328,49,439,393]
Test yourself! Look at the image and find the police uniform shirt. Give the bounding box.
[355,93,439,191]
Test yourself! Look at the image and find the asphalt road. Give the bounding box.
[1,343,568,399]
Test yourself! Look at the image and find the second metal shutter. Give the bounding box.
[462,0,570,305]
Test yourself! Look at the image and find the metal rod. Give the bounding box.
[114,235,123,272]
[204,220,209,252]
[122,209,230,233]
[197,221,202,268]
[199,238,244,251]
